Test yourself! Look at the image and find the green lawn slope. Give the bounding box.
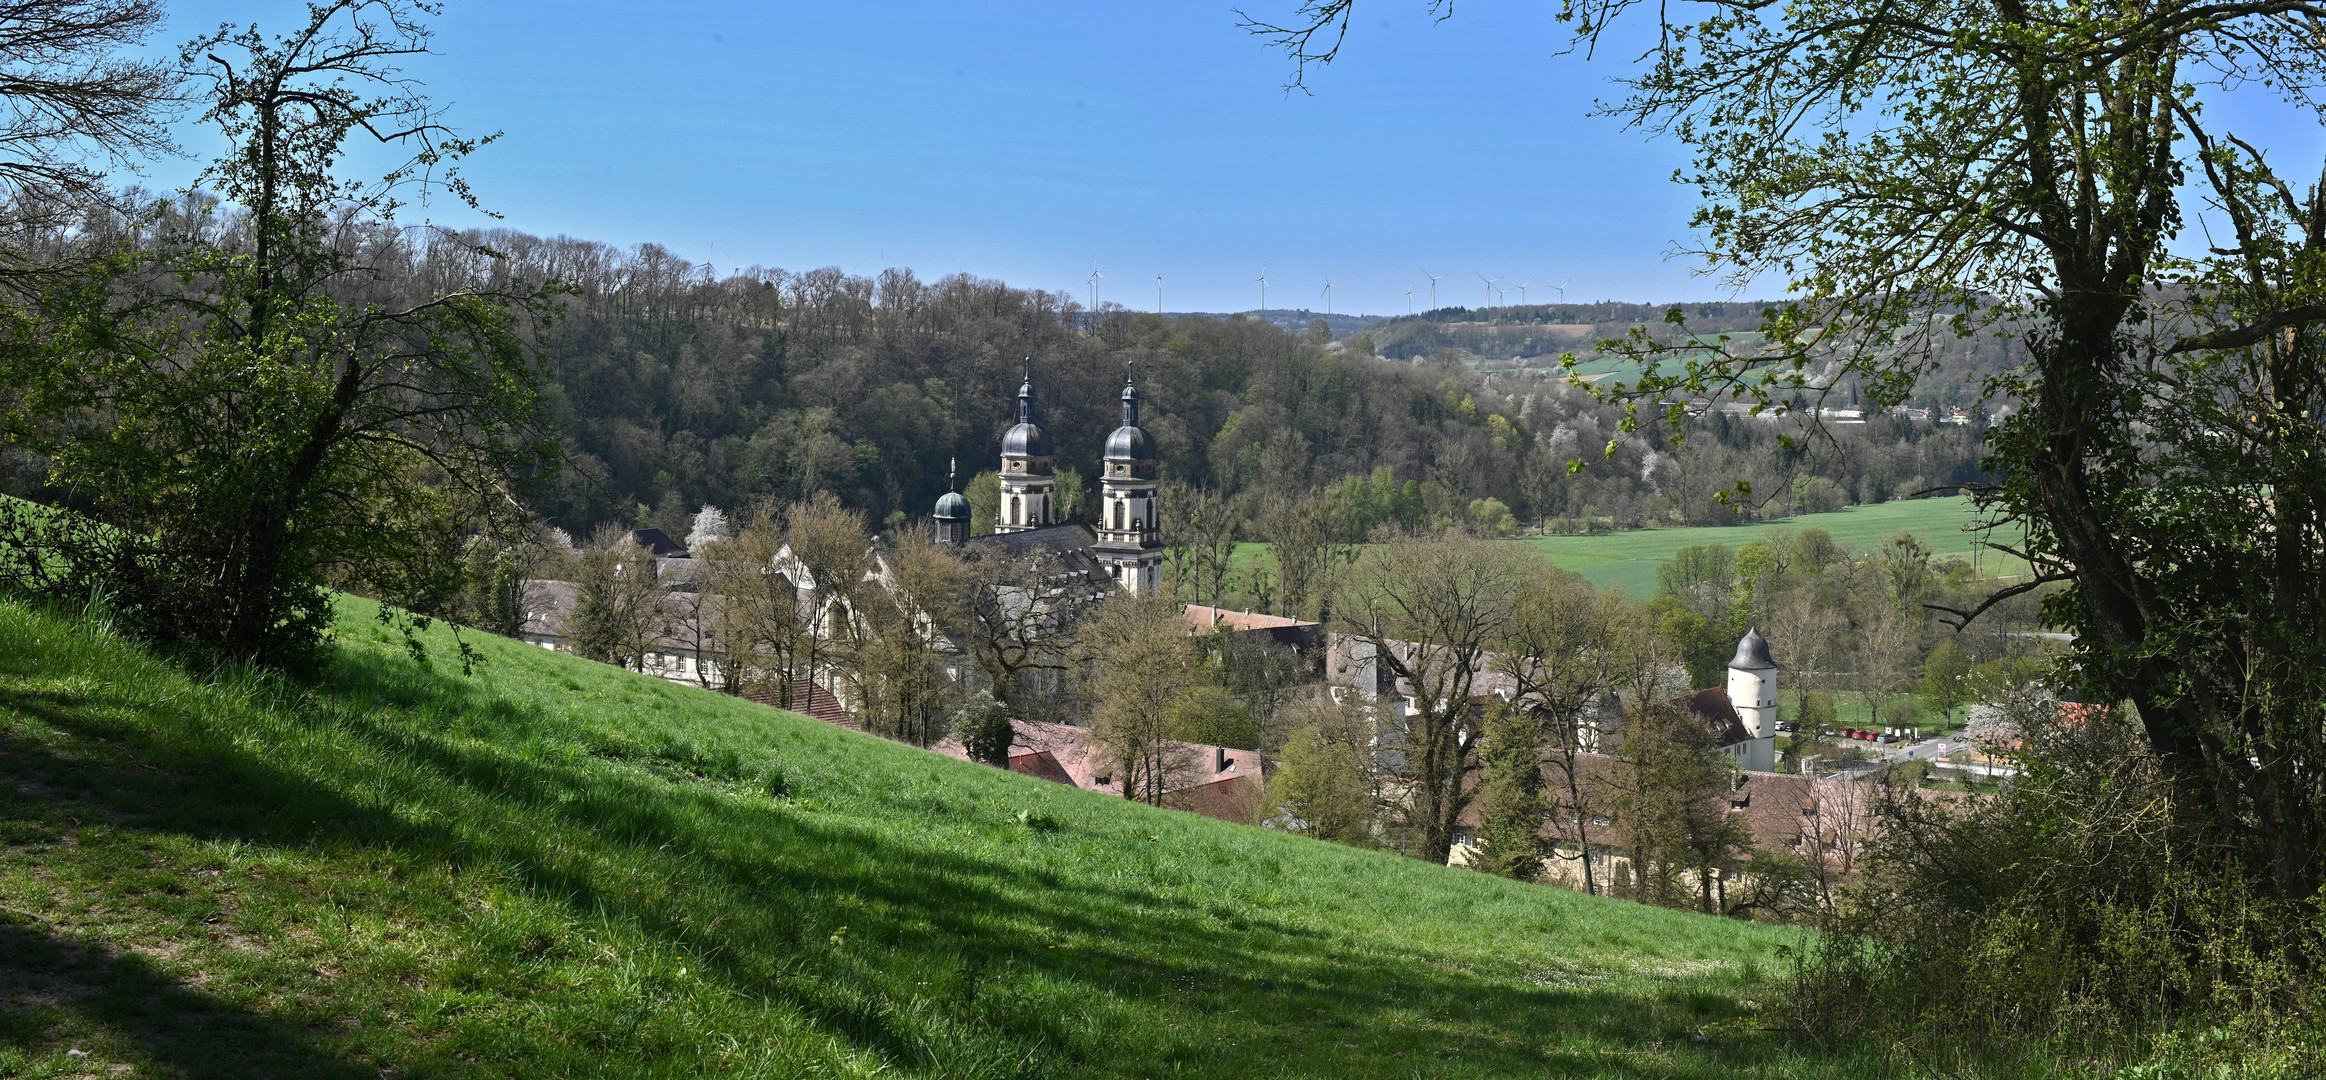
[0,595,1870,1079]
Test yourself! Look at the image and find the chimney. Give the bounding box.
[1216,746,1230,773]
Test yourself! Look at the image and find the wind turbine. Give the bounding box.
[1254,265,1268,313]
[1513,279,1533,307]
[1404,286,1414,315]
[1552,279,1570,305]
[1477,272,1501,313]
[1423,268,1448,311]
[1320,272,1334,316]
[1086,263,1103,312]
[1154,273,1163,314]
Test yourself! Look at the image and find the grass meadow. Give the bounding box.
[0,593,1915,1079]
[1524,495,2018,598]
[1218,495,2022,606]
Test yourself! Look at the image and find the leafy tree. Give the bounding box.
[964,470,1000,537]
[1612,701,1750,913]
[1084,588,1196,804]
[951,692,1013,766]
[1498,565,1635,894]
[1,0,549,666]
[1473,697,1550,880]
[849,531,960,746]
[1052,465,1087,522]
[1169,684,1256,749]
[1918,638,1975,728]
[1646,602,1725,692]
[569,526,664,670]
[459,523,562,639]
[1465,496,1517,536]
[1267,691,1378,846]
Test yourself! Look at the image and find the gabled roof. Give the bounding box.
[630,528,690,558]
[1673,688,1752,748]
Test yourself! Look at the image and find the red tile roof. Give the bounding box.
[1181,605,1315,633]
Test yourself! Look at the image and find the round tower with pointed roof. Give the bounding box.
[933,459,971,545]
[1726,626,1779,772]
[1094,372,1163,592]
[995,371,1055,534]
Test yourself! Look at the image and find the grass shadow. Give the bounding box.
[0,916,377,1079]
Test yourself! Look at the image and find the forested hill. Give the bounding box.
[457,234,1991,539]
[21,225,1967,543]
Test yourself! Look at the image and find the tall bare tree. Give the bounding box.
[783,493,869,710]
[849,532,962,747]
[1161,480,1238,606]
[1339,531,1526,863]
[923,544,1091,721]
[704,507,806,699]
[0,1,176,217]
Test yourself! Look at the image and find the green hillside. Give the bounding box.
[1527,495,2022,598]
[0,595,1884,1078]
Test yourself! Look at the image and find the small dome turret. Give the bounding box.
[933,459,972,544]
[1729,626,1776,670]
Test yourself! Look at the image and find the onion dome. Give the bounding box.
[934,459,970,521]
[1000,375,1052,459]
[1103,376,1154,461]
[1729,626,1776,670]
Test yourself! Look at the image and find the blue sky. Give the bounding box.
[145,1,2326,315]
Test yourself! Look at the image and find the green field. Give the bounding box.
[1221,496,2020,605]
[0,594,1896,1078]
[1525,496,2019,598]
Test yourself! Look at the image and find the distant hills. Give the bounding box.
[1160,309,1393,334]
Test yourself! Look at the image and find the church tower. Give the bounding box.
[995,373,1054,534]
[1727,627,1778,772]
[932,459,970,545]
[1094,374,1163,592]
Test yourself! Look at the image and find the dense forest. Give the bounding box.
[419,238,1994,540]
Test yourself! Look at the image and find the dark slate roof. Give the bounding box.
[1674,688,1752,748]
[934,489,971,520]
[1730,626,1775,670]
[1001,376,1052,458]
[629,528,690,558]
[1104,423,1153,461]
[1001,421,1052,458]
[1104,380,1154,461]
[961,522,1113,592]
